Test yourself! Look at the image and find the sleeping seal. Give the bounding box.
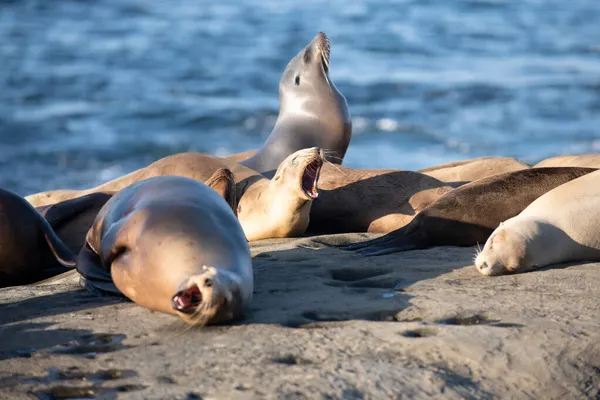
[70,172,253,326]
[533,153,600,168]
[419,156,531,185]
[475,169,600,276]
[239,32,351,178]
[343,167,597,256]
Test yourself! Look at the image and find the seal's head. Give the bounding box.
[237,147,325,241]
[171,266,246,326]
[475,218,539,276]
[278,32,349,122]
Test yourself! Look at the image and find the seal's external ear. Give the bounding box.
[205,168,238,216]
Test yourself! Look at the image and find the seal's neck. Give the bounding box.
[236,180,311,241]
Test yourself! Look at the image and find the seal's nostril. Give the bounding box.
[480,262,488,270]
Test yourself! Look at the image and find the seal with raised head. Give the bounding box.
[343,167,597,256]
[68,172,253,326]
[307,164,454,234]
[239,32,351,178]
[475,169,600,276]
[533,154,600,168]
[27,148,325,242]
[419,156,531,185]
[0,187,76,287]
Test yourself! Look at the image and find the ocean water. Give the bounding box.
[0,0,599,195]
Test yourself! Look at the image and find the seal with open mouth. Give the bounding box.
[27,148,325,242]
[67,172,253,326]
[236,32,351,178]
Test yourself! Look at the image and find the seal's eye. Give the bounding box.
[295,76,300,86]
[204,278,213,287]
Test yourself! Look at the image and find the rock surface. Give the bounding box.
[1,233,599,399]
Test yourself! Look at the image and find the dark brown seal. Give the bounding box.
[0,187,76,287]
[342,167,597,256]
[307,163,454,234]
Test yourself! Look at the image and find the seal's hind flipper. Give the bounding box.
[340,224,429,257]
[76,243,122,296]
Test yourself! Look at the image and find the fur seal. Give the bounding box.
[239,32,351,178]
[26,148,325,241]
[533,154,600,168]
[307,164,454,234]
[0,187,76,287]
[475,169,600,276]
[68,173,253,326]
[419,156,531,185]
[342,167,597,256]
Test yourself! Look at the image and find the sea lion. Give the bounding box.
[34,169,237,255]
[224,149,257,164]
[307,164,454,234]
[342,167,597,256]
[533,154,600,168]
[239,32,351,178]
[0,188,76,288]
[26,148,325,241]
[68,173,253,326]
[419,156,531,185]
[475,169,600,276]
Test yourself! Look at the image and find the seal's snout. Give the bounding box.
[172,284,202,314]
[310,32,330,73]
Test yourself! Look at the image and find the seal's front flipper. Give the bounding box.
[205,168,238,215]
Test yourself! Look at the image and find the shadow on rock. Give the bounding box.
[0,289,122,326]
[240,233,474,328]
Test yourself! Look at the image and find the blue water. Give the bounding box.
[1,0,599,195]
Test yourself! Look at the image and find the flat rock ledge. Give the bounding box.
[1,233,599,399]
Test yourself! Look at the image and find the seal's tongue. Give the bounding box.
[172,285,202,314]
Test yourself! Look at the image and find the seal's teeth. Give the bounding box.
[172,284,202,314]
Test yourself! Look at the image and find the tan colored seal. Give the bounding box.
[0,187,76,287]
[239,32,351,178]
[224,149,257,164]
[68,173,253,326]
[344,167,596,256]
[27,148,325,241]
[533,154,600,168]
[307,164,454,234]
[419,156,530,184]
[475,169,600,276]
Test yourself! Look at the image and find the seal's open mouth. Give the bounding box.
[301,159,323,199]
[172,285,201,314]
